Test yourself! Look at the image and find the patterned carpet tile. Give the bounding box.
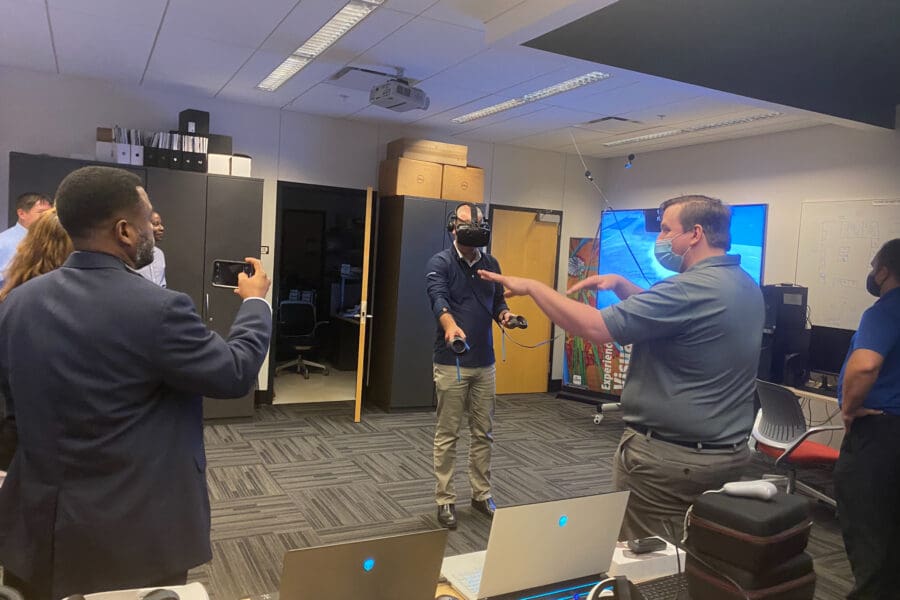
[312,515,436,546]
[325,430,418,455]
[248,435,340,465]
[377,479,436,514]
[268,458,368,491]
[351,450,434,483]
[205,442,263,468]
[535,463,614,496]
[288,482,409,530]
[359,410,437,432]
[204,424,247,447]
[308,413,381,436]
[209,495,309,541]
[232,419,319,441]
[206,464,285,502]
[495,439,584,468]
[490,466,561,504]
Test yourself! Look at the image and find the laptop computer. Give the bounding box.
[441,491,629,600]
[279,528,448,600]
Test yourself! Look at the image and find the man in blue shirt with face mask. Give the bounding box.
[480,195,764,540]
[833,238,900,600]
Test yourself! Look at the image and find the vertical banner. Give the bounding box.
[562,237,632,398]
[563,238,604,392]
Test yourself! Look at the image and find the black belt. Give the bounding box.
[628,424,744,450]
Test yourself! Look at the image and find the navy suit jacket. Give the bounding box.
[0,251,271,597]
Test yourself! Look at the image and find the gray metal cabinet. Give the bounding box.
[368,196,451,411]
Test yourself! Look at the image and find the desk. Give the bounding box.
[786,386,839,405]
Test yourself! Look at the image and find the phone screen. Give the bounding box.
[212,260,254,288]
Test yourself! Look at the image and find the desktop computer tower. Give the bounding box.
[760,284,809,385]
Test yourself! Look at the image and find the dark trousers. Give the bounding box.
[3,570,188,600]
[833,414,900,600]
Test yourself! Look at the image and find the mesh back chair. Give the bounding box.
[275,300,330,379]
[752,379,841,508]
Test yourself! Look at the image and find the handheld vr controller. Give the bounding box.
[448,336,468,354]
[505,315,528,329]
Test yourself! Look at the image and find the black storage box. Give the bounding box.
[686,492,812,572]
[686,551,815,600]
[208,133,233,155]
[179,109,210,135]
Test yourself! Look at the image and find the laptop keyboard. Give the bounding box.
[458,570,482,596]
[635,573,688,600]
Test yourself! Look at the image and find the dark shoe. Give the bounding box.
[437,504,458,529]
[471,497,496,518]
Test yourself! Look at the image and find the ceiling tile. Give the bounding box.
[423,45,569,94]
[217,51,341,105]
[0,0,55,73]
[162,0,298,49]
[354,15,485,82]
[50,6,159,83]
[381,0,440,16]
[422,0,526,30]
[144,32,255,95]
[46,0,167,24]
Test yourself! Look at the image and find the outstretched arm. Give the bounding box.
[567,274,644,300]
[478,270,614,345]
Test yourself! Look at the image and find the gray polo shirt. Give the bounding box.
[600,254,764,444]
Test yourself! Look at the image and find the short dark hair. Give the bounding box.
[56,166,143,239]
[875,238,900,280]
[16,192,52,212]
[659,194,732,251]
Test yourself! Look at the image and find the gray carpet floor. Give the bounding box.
[188,393,853,599]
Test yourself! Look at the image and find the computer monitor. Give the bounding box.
[808,325,855,375]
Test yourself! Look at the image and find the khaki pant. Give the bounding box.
[433,363,495,505]
[613,428,750,541]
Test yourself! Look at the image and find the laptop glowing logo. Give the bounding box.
[363,558,375,572]
[558,515,568,527]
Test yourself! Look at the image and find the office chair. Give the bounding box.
[751,379,841,508]
[275,300,330,379]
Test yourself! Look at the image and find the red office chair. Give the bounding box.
[751,379,842,508]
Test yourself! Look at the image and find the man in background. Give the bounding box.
[0,192,53,286]
[834,238,900,600]
[137,210,166,287]
[481,195,762,540]
[0,166,271,598]
[426,203,517,529]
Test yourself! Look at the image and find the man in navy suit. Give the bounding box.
[0,166,272,598]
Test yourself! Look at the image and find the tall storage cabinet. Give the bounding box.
[368,195,453,411]
[8,152,264,419]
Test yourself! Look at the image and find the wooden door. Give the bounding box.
[354,188,374,422]
[489,207,561,394]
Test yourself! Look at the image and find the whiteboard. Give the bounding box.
[795,199,900,330]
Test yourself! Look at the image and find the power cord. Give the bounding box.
[568,129,653,287]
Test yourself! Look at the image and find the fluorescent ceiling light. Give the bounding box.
[602,130,682,147]
[682,111,782,132]
[257,0,383,92]
[451,71,611,124]
[602,111,783,147]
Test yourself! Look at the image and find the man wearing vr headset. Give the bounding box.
[425,203,519,529]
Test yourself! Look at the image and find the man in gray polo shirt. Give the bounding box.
[480,195,763,540]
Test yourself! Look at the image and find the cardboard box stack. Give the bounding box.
[379,138,484,202]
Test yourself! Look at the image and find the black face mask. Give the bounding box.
[455,221,491,247]
[866,271,883,297]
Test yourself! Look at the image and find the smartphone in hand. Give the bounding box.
[211,259,255,288]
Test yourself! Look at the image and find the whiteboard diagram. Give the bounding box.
[795,199,900,330]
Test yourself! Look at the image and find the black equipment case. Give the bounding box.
[686,492,812,572]
[686,551,816,600]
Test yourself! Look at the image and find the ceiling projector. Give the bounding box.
[370,79,430,112]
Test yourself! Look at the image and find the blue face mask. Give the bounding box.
[654,232,690,272]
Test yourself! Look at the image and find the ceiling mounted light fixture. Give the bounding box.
[451,71,611,124]
[603,111,784,147]
[257,0,384,92]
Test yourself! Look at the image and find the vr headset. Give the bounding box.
[447,202,491,247]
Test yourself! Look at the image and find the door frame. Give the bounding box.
[266,180,370,403]
[487,204,564,392]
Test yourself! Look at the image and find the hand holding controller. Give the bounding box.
[505,315,528,329]
[448,336,468,354]
[722,480,778,501]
